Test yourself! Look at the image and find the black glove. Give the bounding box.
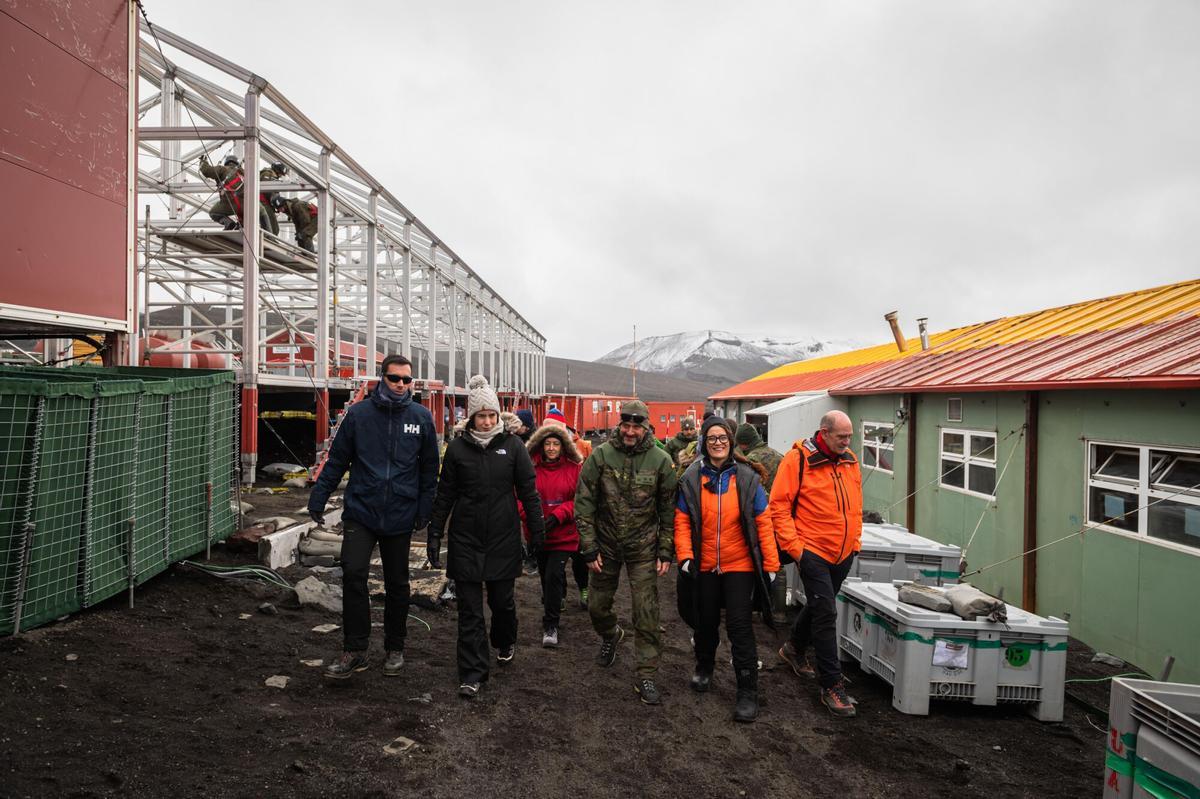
[414,518,430,533]
[544,514,559,532]
[426,534,442,570]
[680,558,695,576]
[309,510,325,527]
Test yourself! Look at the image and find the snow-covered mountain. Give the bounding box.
[596,330,858,385]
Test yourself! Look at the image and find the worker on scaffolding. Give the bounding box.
[257,161,288,235]
[271,195,319,254]
[198,153,272,233]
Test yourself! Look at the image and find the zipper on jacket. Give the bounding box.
[833,464,849,562]
[384,404,394,510]
[715,470,723,574]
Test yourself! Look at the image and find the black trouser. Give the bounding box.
[570,551,590,592]
[676,570,697,630]
[341,520,410,653]
[537,550,571,630]
[455,579,517,684]
[791,551,855,688]
[694,571,757,673]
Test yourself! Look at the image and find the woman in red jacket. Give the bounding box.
[525,422,584,648]
[675,417,780,722]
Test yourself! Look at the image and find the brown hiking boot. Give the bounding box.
[324,651,370,680]
[778,641,816,679]
[820,681,857,717]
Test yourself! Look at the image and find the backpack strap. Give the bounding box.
[790,446,806,520]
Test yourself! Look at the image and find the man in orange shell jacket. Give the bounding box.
[768,409,862,718]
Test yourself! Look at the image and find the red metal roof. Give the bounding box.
[713,279,1200,400]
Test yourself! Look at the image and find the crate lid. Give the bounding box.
[861,523,962,558]
[839,578,1069,636]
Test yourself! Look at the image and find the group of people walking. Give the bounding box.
[307,357,865,722]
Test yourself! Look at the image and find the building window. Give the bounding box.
[940,428,997,498]
[669,415,676,423]
[660,414,667,423]
[861,421,895,473]
[606,401,613,412]
[592,400,599,414]
[1086,441,1200,551]
[947,397,963,422]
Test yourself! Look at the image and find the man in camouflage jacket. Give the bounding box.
[575,399,678,705]
[735,423,784,492]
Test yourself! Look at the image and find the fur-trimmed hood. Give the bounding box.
[453,410,523,438]
[527,423,582,464]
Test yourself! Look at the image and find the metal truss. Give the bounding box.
[133,21,546,477]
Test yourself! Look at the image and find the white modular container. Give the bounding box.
[1103,677,1200,799]
[784,523,962,607]
[835,579,1068,721]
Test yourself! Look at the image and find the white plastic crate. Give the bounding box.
[784,523,962,607]
[835,579,1068,721]
[1103,677,1200,799]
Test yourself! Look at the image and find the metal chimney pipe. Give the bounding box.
[917,317,930,351]
[884,311,907,353]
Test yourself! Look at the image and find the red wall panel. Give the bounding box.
[3,0,129,86]
[1,158,126,319]
[0,3,129,324]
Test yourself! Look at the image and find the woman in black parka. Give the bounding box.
[428,375,545,698]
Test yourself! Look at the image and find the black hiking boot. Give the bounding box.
[496,644,515,664]
[324,651,370,680]
[595,626,625,667]
[733,668,759,723]
[690,661,714,693]
[635,678,662,705]
[458,682,481,699]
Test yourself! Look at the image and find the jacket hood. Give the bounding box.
[527,424,582,464]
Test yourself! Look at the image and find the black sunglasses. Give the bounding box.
[620,413,646,424]
[384,374,414,384]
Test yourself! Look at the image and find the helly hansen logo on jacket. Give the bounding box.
[404,423,421,434]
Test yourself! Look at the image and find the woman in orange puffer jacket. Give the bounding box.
[674,417,779,723]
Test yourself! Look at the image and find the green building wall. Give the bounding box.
[1036,389,1200,684]
[847,388,1200,683]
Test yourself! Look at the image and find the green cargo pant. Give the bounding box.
[588,555,661,678]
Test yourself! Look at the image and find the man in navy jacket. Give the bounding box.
[308,354,440,679]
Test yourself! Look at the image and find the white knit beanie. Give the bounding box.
[466,374,501,420]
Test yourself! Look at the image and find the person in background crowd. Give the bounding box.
[735,423,783,492]
[575,399,677,706]
[674,416,779,722]
[543,406,593,605]
[308,355,439,681]
[514,409,535,443]
[523,422,584,648]
[769,410,862,718]
[665,416,698,466]
[428,375,544,699]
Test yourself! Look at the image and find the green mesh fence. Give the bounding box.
[0,366,238,635]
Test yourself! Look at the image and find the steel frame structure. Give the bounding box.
[133,22,545,480]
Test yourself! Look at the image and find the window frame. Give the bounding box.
[947,397,963,423]
[1085,439,1200,555]
[939,427,998,499]
[860,420,896,474]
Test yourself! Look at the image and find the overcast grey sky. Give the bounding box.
[150,0,1200,360]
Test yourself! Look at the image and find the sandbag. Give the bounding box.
[897,582,952,613]
[943,582,1007,623]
